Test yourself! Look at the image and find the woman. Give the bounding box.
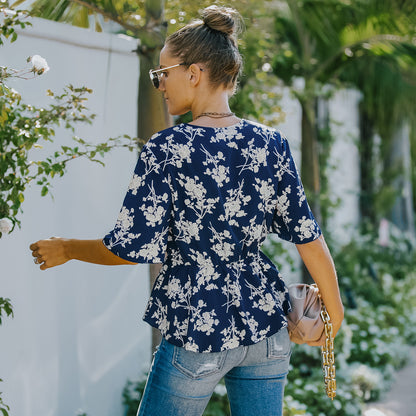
[30,5,344,416]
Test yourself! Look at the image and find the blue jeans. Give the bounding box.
[137,327,291,416]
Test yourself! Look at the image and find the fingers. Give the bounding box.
[306,321,342,347]
[29,237,68,270]
[306,336,325,347]
[29,239,50,270]
[30,241,42,268]
[29,242,38,252]
[33,255,52,270]
[307,340,325,347]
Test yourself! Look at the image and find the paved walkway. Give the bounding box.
[364,347,416,416]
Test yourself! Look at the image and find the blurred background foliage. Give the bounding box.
[3,0,416,415]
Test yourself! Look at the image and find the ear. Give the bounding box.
[188,63,203,87]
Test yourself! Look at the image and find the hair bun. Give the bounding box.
[202,5,242,37]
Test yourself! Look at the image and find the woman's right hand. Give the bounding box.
[30,237,136,270]
[30,237,70,270]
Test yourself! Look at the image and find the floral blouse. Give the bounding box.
[103,119,321,352]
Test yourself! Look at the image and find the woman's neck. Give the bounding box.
[189,89,239,127]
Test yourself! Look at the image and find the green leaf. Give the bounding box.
[11,0,27,8]
[74,7,90,28]
[41,186,48,196]
[95,16,103,32]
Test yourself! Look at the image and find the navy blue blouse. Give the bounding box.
[103,119,321,352]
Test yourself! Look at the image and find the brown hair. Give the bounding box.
[165,5,243,91]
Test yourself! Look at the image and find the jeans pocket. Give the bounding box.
[267,327,292,359]
[172,346,228,379]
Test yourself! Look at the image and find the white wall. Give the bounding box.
[327,89,361,243]
[0,16,151,416]
[273,85,361,279]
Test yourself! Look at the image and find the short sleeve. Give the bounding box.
[103,143,171,263]
[272,136,321,244]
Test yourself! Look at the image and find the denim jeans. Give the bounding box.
[137,327,291,416]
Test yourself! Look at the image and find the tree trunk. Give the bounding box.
[359,107,377,224]
[300,96,321,284]
[300,98,322,223]
[139,54,168,354]
[138,52,171,140]
[136,0,171,355]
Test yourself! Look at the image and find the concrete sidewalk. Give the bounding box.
[364,347,416,416]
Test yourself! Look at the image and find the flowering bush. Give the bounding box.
[0,78,141,236]
[0,0,31,46]
[0,4,142,236]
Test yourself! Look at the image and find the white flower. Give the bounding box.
[351,364,382,400]
[214,384,227,396]
[30,55,50,75]
[0,218,13,234]
[10,88,21,100]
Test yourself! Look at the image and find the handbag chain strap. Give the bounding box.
[320,304,337,399]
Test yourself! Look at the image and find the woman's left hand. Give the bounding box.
[306,315,343,347]
[296,235,345,347]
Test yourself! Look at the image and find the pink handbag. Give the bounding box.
[287,283,325,344]
[286,283,337,399]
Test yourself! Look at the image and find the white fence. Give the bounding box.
[0,13,361,416]
[1,16,151,416]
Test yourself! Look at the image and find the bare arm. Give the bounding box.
[296,235,344,345]
[30,238,136,270]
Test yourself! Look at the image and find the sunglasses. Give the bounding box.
[149,63,185,89]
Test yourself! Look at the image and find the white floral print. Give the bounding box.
[218,180,251,226]
[139,181,169,227]
[103,120,321,352]
[201,145,230,187]
[238,138,269,174]
[297,185,306,207]
[105,206,141,249]
[294,216,321,241]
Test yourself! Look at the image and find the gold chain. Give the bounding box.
[194,111,235,120]
[320,305,337,399]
